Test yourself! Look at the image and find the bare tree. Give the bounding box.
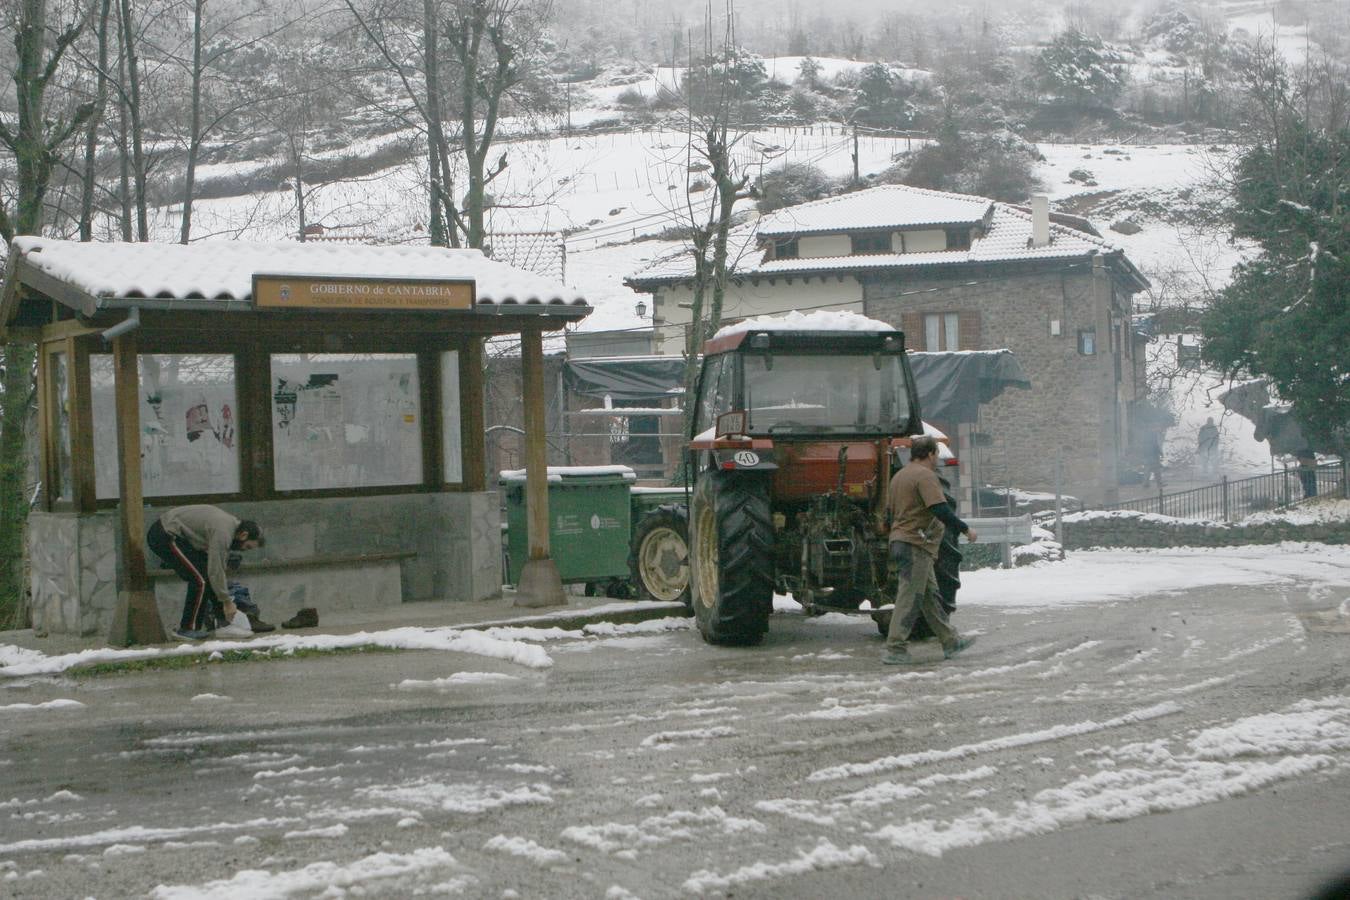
[177,0,305,243]
[344,0,554,249]
[663,39,759,462]
[0,0,94,620]
[78,0,113,241]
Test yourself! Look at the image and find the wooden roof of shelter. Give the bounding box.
[1,238,591,336]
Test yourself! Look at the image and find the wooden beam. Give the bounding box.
[16,257,100,317]
[514,323,564,607]
[521,324,550,562]
[35,344,53,512]
[107,331,166,645]
[66,336,97,511]
[40,319,104,341]
[235,344,274,500]
[418,350,443,488]
[459,338,486,491]
[113,334,146,589]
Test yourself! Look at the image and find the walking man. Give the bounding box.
[147,505,264,641]
[1197,417,1219,477]
[883,435,977,665]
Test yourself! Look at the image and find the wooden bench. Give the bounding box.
[149,551,416,624]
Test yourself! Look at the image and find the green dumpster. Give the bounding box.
[500,466,635,586]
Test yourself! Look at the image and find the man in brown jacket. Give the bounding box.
[883,435,977,665]
[147,505,263,641]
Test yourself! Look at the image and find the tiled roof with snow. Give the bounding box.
[9,238,589,309]
[757,184,993,236]
[628,184,1141,287]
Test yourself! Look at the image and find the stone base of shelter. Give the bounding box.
[26,492,502,637]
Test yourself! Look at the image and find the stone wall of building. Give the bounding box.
[864,262,1136,503]
[27,491,501,636]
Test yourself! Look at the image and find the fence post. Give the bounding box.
[1342,458,1348,499]
[1222,475,1230,522]
[1158,481,1165,515]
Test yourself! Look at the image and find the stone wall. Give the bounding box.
[27,491,501,636]
[27,513,117,636]
[1059,511,1350,549]
[864,262,1137,504]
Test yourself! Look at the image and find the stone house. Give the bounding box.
[624,184,1149,504]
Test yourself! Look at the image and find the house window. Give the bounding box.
[923,313,961,351]
[945,228,972,250]
[772,238,798,259]
[1078,328,1097,356]
[850,233,891,255]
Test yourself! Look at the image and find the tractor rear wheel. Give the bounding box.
[629,505,691,607]
[690,469,773,645]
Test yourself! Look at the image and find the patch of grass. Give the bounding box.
[70,644,400,678]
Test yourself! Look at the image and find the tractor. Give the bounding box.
[677,319,933,645]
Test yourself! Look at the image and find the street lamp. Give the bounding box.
[636,299,647,318]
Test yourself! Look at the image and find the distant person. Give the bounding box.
[1197,417,1219,477]
[147,505,264,641]
[1144,430,1165,489]
[1297,448,1318,499]
[881,435,977,666]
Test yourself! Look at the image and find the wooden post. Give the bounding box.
[66,336,97,511]
[106,331,166,645]
[459,338,486,491]
[514,323,564,607]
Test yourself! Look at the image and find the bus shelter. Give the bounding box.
[0,238,588,644]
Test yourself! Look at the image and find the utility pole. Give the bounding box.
[851,124,860,184]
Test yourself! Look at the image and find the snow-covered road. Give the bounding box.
[2,546,1348,898]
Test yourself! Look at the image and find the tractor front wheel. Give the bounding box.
[690,469,773,645]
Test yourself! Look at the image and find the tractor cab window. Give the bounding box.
[742,352,911,434]
[694,354,738,435]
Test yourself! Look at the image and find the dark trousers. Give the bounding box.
[1299,468,1318,498]
[147,520,220,631]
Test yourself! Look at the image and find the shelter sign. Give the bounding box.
[253,275,475,312]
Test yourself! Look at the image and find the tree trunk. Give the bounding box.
[79,0,114,242]
[424,0,447,246]
[118,0,149,240]
[0,0,91,618]
[180,0,205,243]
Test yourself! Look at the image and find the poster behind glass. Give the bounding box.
[272,354,422,491]
[90,354,241,499]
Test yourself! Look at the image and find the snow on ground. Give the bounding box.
[149,847,465,900]
[961,543,1349,611]
[0,616,692,678]
[1037,143,1250,297]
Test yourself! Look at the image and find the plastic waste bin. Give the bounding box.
[499,466,635,586]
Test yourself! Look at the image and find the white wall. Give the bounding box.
[798,234,853,257]
[652,277,865,355]
[901,229,946,252]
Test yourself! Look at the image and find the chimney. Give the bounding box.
[1031,195,1051,248]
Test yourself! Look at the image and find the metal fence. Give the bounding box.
[1099,461,1347,522]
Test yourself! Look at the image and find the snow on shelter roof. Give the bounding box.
[5,238,590,314]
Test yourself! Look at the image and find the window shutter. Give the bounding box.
[901,312,924,349]
[958,311,981,350]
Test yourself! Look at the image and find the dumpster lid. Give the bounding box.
[499,465,637,483]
